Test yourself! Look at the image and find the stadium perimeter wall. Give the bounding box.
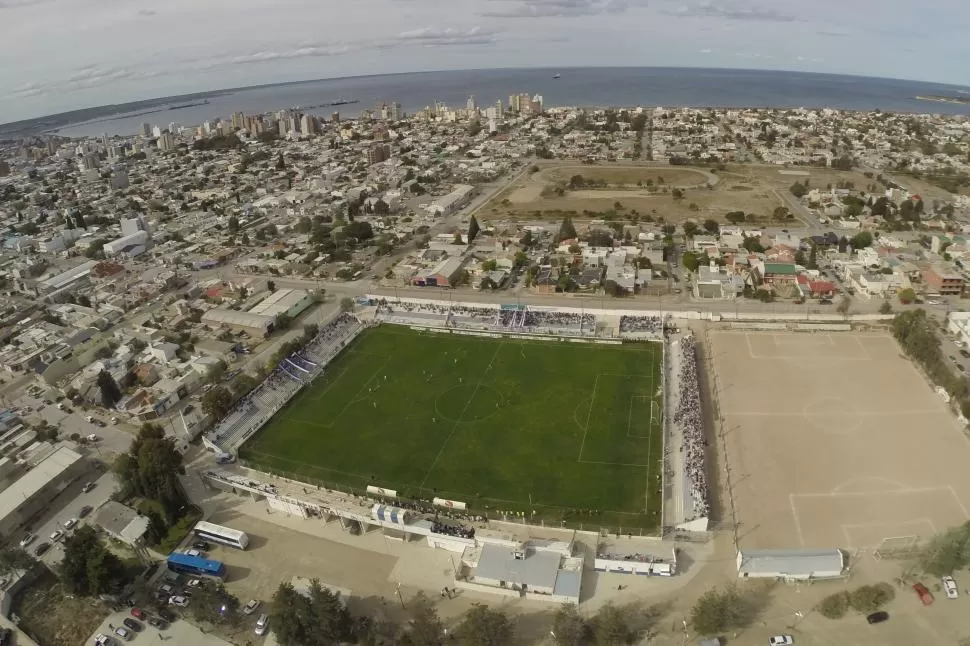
[367,295,892,324]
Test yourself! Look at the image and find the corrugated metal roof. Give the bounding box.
[0,446,82,523]
[738,549,843,576]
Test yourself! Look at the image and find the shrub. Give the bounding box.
[817,591,850,619]
[849,583,894,613]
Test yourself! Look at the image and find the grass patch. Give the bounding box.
[242,326,665,532]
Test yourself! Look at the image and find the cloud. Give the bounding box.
[0,0,53,8]
[481,0,633,18]
[137,8,156,16]
[394,26,499,46]
[217,45,353,66]
[10,66,166,97]
[699,48,711,53]
[668,1,796,22]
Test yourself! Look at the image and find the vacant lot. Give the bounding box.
[13,570,110,646]
[480,162,878,226]
[542,166,712,187]
[709,330,970,551]
[242,326,664,532]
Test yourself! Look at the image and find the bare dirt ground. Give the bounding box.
[708,330,970,552]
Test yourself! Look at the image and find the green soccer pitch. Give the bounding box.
[241,325,665,532]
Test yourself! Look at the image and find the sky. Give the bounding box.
[2,0,969,123]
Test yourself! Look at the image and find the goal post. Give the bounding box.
[873,535,924,560]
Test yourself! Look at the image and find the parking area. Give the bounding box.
[89,608,233,646]
[17,468,116,567]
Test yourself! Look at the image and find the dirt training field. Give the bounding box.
[708,330,970,551]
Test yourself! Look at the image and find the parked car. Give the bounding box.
[913,582,935,605]
[169,595,189,607]
[185,549,202,557]
[94,420,106,428]
[63,517,78,530]
[78,505,93,518]
[122,618,142,632]
[49,530,63,542]
[0,628,11,646]
[81,482,95,493]
[943,576,959,599]
[94,634,114,646]
[866,611,889,624]
[130,607,146,620]
[19,533,36,548]
[192,541,210,551]
[187,578,203,588]
[33,542,50,557]
[147,616,168,630]
[114,626,130,641]
[243,599,261,615]
[768,637,793,646]
[255,613,269,636]
[157,608,176,622]
[86,433,98,442]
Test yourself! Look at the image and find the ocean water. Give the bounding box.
[56,67,970,138]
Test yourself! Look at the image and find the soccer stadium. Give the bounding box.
[212,301,705,534]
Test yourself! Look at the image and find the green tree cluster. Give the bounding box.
[690,584,767,636]
[60,526,128,596]
[893,309,965,399]
[114,423,186,523]
[918,521,970,576]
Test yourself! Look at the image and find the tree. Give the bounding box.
[725,211,746,225]
[557,216,578,241]
[742,236,765,253]
[671,188,684,200]
[917,521,970,576]
[790,182,808,198]
[838,235,849,253]
[871,196,890,217]
[60,526,127,596]
[227,216,239,234]
[114,424,186,522]
[201,386,233,419]
[850,231,873,250]
[689,584,765,636]
[191,583,242,627]
[452,604,513,646]
[681,251,701,272]
[682,221,699,238]
[0,548,36,577]
[467,215,481,243]
[808,244,818,269]
[402,592,444,646]
[271,580,354,646]
[879,300,893,315]
[898,287,916,304]
[817,591,850,619]
[837,295,852,315]
[267,280,276,293]
[551,604,589,646]
[794,250,807,266]
[591,603,633,645]
[703,219,720,235]
[340,297,355,312]
[96,370,122,408]
[295,216,312,233]
[848,584,894,613]
[772,206,791,220]
[275,153,286,170]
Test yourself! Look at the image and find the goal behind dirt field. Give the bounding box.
[873,535,925,560]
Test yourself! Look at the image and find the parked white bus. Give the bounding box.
[193,521,250,550]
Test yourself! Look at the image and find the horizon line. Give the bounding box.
[5,64,970,130]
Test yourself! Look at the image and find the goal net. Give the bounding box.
[873,535,924,560]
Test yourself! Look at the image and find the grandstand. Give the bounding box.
[204,313,364,452]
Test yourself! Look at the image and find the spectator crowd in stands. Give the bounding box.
[672,334,710,521]
[619,315,663,335]
[207,313,363,450]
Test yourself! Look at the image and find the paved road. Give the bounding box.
[19,468,116,567]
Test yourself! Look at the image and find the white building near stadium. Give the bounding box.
[736,548,844,581]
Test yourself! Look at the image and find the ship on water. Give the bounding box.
[553,73,561,79]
